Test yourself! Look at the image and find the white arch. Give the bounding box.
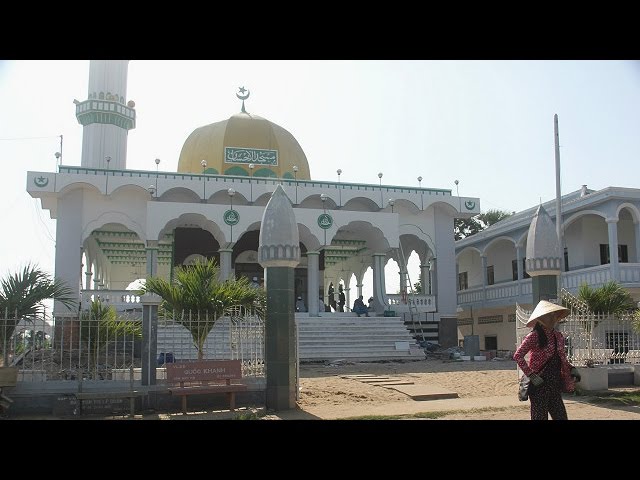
[157,212,226,246]
[82,212,146,245]
[482,235,517,256]
[563,209,606,231]
[616,202,640,223]
[455,245,482,260]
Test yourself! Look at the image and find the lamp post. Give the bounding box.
[55,152,61,171]
[337,169,342,207]
[228,188,236,242]
[154,158,160,198]
[455,179,461,212]
[201,159,207,201]
[148,184,156,199]
[293,165,298,204]
[105,156,111,194]
[320,193,327,246]
[378,172,383,209]
[388,198,395,213]
[418,176,423,210]
[249,163,254,203]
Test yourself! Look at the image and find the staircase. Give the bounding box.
[400,313,439,343]
[296,313,422,362]
[156,313,423,364]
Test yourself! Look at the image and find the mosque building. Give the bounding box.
[26,60,481,348]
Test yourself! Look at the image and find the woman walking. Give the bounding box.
[513,300,581,420]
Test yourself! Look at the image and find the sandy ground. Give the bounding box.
[284,358,640,420]
[4,358,640,420]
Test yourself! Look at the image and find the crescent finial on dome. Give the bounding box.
[236,86,250,113]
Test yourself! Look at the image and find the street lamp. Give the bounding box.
[105,156,111,194]
[248,163,254,203]
[320,193,328,246]
[154,158,160,198]
[455,179,461,212]
[418,176,423,210]
[54,152,61,170]
[201,160,207,201]
[337,169,342,207]
[293,165,299,204]
[228,188,236,242]
[228,187,235,208]
[388,198,395,213]
[378,172,383,209]
[148,184,156,199]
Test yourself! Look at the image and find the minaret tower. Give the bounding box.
[75,60,136,170]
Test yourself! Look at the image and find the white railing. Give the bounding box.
[562,265,612,291]
[81,290,142,313]
[515,304,640,366]
[458,264,640,307]
[386,294,436,313]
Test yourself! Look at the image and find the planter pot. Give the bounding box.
[575,366,608,391]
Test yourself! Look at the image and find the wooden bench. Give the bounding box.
[76,366,146,418]
[165,359,247,414]
[0,367,18,413]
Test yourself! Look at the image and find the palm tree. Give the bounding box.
[0,263,76,365]
[632,310,640,335]
[576,281,636,315]
[138,258,265,360]
[79,300,142,372]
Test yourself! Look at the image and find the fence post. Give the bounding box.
[141,294,162,386]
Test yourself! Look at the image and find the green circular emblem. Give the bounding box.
[224,209,240,226]
[318,213,333,229]
[34,176,49,188]
[464,200,476,210]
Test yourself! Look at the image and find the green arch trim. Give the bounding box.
[224,166,249,176]
[282,172,294,179]
[204,167,219,174]
[254,168,277,178]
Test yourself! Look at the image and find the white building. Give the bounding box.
[455,185,640,352]
[26,60,481,347]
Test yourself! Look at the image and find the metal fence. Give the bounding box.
[157,306,265,377]
[1,304,266,382]
[516,304,640,367]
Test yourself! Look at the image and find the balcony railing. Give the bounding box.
[457,263,640,307]
[386,294,436,313]
[81,290,142,313]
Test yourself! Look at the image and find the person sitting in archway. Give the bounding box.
[295,296,307,312]
[353,295,369,317]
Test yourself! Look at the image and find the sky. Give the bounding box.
[1,60,639,301]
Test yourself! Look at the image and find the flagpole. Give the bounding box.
[554,114,562,300]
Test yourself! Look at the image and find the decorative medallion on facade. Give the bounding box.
[224,209,240,226]
[224,147,278,166]
[464,200,476,210]
[318,213,333,229]
[34,176,49,188]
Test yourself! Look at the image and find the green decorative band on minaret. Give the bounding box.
[75,100,136,130]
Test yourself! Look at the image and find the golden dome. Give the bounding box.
[177,111,311,180]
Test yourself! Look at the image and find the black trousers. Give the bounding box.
[528,356,568,420]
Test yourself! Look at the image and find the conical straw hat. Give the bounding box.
[526,300,570,328]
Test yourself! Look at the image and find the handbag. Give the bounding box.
[518,375,531,401]
[517,334,558,402]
